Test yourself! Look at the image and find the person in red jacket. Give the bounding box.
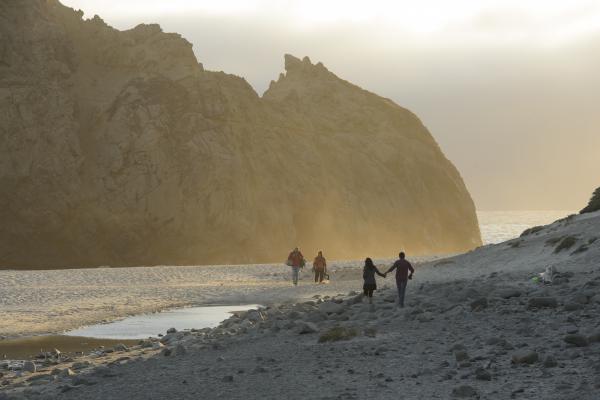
[287,247,305,286]
[386,251,414,308]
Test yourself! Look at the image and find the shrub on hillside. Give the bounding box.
[520,226,544,237]
[318,326,358,343]
[580,186,600,214]
[554,236,578,253]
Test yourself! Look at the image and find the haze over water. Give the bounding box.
[477,210,573,244]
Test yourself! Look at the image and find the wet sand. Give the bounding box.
[0,336,137,360]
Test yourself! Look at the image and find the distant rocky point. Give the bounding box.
[0,0,481,268]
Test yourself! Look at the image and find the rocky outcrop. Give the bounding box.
[580,187,600,214]
[0,0,481,268]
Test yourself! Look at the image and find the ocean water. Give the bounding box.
[477,210,574,245]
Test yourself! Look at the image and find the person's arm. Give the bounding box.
[386,262,397,274]
[375,266,386,278]
[408,262,414,279]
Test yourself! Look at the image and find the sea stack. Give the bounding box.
[0,0,481,267]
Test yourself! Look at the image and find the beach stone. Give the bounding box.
[543,356,558,368]
[247,310,263,322]
[160,348,172,357]
[454,351,470,362]
[485,337,503,345]
[175,344,187,356]
[27,373,53,383]
[346,294,364,306]
[571,294,589,304]
[319,302,345,314]
[511,351,539,364]
[470,298,488,311]
[72,361,91,370]
[563,302,583,311]
[59,368,77,377]
[475,368,491,381]
[564,334,588,347]
[71,375,97,386]
[296,321,319,334]
[449,344,466,353]
[152,342,165,350]
[166,327,177,334]
[305,312,326,323]
[587,332,600,343]
[452,385,479,398]
[222,375,234,382]
[497,288,522,299]
[113,343,129,352]
[527,297,558,309]
[23,361,36,373]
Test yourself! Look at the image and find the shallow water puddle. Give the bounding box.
[65,304,260,340]
[1,304,258,360]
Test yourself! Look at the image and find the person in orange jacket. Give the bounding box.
[313,251,327,283]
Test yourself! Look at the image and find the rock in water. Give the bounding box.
[0,1,482,267]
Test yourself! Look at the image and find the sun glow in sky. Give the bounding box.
[60,0,600,210]
[65,0,600,45]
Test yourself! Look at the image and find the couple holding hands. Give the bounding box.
[363,252,414,307]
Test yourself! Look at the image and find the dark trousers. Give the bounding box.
[397,280,408,307]
[314,269,324,282]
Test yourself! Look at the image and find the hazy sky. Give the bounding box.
[62,0,600,211]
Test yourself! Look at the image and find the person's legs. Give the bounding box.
[314,270,319,283]
[397,280,407,307]
[292,267,299,285]
[318,270,324,283]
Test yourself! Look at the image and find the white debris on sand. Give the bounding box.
[1,211,599,399]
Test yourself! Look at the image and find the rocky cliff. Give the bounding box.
[0,0,481,268]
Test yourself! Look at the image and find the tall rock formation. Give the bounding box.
[0,0,481,268]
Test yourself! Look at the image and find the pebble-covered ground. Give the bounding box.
[1,211,599,399]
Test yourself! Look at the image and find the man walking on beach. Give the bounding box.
[287,247,305,286]
[313,251,327,283]
[386,252,414,308]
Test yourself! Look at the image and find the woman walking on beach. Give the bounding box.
[362,257,386,304]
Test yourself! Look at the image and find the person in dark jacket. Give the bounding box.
[313,251,327,283]
[386,252,414,308]
[362,257,386,304]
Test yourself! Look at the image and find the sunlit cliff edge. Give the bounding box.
[0,0,481,268]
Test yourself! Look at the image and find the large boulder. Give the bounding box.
[0,1,482,268]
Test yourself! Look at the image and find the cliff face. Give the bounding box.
[0,0,481,268]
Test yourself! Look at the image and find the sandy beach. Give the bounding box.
[1,211,599,399]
